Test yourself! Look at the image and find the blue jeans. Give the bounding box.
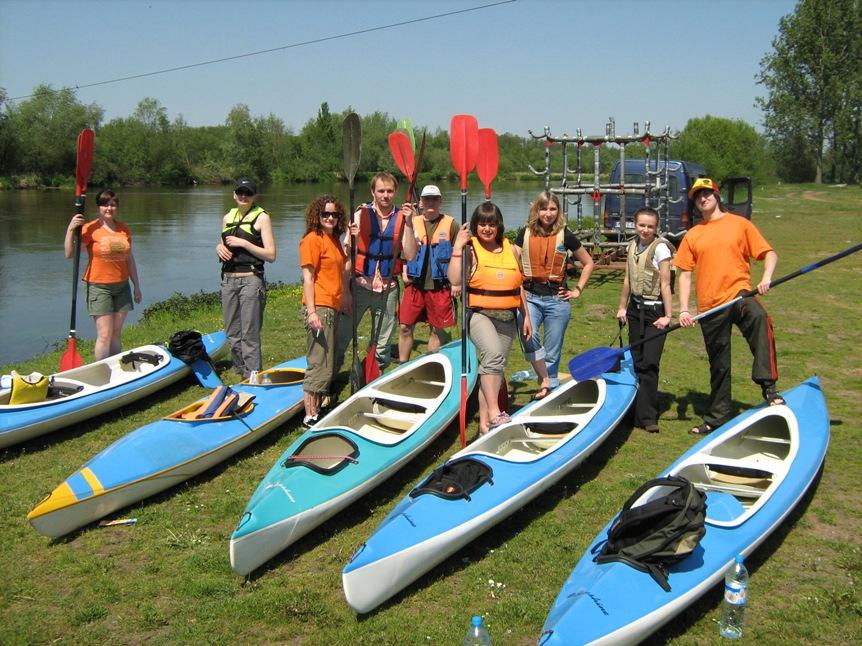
[518,290,571,388]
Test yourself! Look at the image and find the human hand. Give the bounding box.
[616,307,628,324]
[216,243,233,261]
[67,214,85,231]
[653,315,671,330]
[133,285,142,304]
[757,278,771,295]
[679,311,696,328]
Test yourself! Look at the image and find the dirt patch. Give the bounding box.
[801,190,834,203]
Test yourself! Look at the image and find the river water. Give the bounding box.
[0,181,555,364]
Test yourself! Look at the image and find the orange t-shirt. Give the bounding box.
[81,220,132,284]
[299,231,347,310]
[674,213,773,311]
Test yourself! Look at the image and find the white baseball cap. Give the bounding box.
[420,185,442,198]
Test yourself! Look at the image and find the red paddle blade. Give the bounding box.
[477,128,499,200]
[388,131,415,182]
[60,337,84,370]
[450,115,479,190]
[364,344,381,384]
[75,128,95,197]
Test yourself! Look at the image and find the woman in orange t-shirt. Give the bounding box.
[64,189,142,360]
[299,195,350,426]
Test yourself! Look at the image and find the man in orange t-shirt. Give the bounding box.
[675,178,781,436]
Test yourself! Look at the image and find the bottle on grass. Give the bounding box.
[464,615,491,646]
[719,554,749,640]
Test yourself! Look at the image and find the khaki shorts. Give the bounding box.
[86,281,133,316]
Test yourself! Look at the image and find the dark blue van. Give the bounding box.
[603,159,705,238]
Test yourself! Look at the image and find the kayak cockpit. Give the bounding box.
[672,407,797,527]
[283,433,359,474]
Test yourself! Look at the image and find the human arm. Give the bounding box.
[216,212,233,262]
[446,223,473,288]
[64,215,85,258]
[399,204,418,262]
[561,245,593,301]
[518,287,533,339]
[128,250,142,304]
[677,270,695,327]
[223,212,277,263]
[652,258,673,329]
[757,250,778,294]
[616,268,631,324]
[300,265,324,332]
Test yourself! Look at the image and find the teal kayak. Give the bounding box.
[230,340,478,576]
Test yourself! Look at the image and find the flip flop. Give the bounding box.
[532,386,552,401]
[689,422,714,437]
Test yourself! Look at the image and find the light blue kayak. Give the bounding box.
[229,340,479,576]
[28,358,306,538]
[1,331,227,450]
[538,377,829,645]
[342,353,637,613]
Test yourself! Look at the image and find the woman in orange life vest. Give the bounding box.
[616,208,673,433]
[513,191,594,399]
[64,189,142,360]
[448,202,532,435]
[299,195,350,427]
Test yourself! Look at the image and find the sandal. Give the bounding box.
[532,386,552,401]
[488,412,511,430]
[689,422,714,437]
[763,386,786,407]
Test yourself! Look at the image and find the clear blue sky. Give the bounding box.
[1,0,795,137]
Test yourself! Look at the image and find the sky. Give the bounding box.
[0,0,796,138]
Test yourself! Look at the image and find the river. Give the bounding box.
[0,181,556,365]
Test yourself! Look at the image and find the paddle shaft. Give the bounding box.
[343,114,361,393]
[69,195,85,335]
[626,240,862,355]
[459,189,469,447]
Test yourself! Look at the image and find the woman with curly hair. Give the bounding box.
[513,191,594,398]
[299,195,350,426]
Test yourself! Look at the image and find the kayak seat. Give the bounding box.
[284,433,359,474]
[411,457,493,501]
[362,398,426,432]
[120,351,163,370]
[705,491,746,523]
[525,421,576,436]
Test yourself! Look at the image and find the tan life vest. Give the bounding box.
[627,237,673,300]
[520,227,567,283]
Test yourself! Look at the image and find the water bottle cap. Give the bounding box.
[471,615,483,627]
[735,554,745,564]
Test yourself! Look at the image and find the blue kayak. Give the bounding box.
[229,340,479,576]
[1,331,227,450]
[538,377,829,645]
[28,358,306,538]
[342,353,636,613]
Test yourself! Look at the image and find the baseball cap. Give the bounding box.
[688,177,719,199]
[421,185,442,198]
[234,178,257,194]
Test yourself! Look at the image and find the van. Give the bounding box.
[603,159,705,238]
[603,160,753,238]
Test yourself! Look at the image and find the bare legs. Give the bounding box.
[93,311,127,360]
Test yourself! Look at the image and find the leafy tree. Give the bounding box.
[0,88,17,177]
[756,0,862,183]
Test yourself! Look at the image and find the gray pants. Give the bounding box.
[335,284,399,370]
[468,310,516,375]
[303,305,337,393]
[221,274,266,378]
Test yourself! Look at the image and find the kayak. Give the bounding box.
[27,358,306,538]
[538,377,829,645]
[1,331,227,450]
[229,340,479,576]
[342,352,637,613]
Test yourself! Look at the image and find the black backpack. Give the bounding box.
[168,330,212,365]
[591,475,707,591]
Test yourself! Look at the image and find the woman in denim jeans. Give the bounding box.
[513,191,593,398]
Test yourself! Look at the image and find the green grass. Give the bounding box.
[2,184,861,645]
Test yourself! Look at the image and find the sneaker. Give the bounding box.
[302,414,319,429]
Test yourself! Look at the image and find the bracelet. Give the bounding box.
[573,285,582,293]
[451,253,462,258]
[680,310,689,315]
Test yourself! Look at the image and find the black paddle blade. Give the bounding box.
[342,113,362,188]
[568,346,625,382]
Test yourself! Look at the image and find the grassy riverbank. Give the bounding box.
[2,184,860,645]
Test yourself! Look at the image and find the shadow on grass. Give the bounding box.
[673,389,753,426]
[354,415,638,618]
[643,463,825,645]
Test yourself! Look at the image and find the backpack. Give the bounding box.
[591,475,707,591]
[168,330,212,365]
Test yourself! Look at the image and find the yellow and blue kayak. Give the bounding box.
[28,358,306,538]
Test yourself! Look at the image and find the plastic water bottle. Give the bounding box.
[719,554,749,639]
[463,615,491,646]
[248,370,259,385]
[261,372,272,385]
[510,368,537,384]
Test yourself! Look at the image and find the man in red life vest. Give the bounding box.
[334,172,418,373]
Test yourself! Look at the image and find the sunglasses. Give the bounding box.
[235,189,254,197]
[320,212,339,220]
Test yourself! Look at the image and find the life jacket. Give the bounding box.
[467,238,522,310]
[221,206,266,274]
[354,204,404,279]
[627,237,673,300]
[520,227,568,283]
[406,214,454,281]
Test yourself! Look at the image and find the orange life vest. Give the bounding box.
[467,238,522,310]
[520,227,567,283]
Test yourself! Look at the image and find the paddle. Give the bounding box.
[568,241,862,382]
[342,113,362,394]
[396,117,416,152]
[450,114,480,447]
[408,130,427,204]
[60,128,95,371]
[476,128,499,200]
[388,130,415,199]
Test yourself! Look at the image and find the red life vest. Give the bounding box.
[354,204,404,279]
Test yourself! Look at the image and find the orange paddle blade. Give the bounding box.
[449,115,479,190]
